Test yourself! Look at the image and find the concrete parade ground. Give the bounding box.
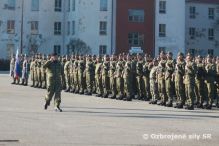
[0,74,219,146]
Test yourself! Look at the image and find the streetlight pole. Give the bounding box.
[20,0,24,54]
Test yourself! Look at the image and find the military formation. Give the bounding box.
[10,51,219,110]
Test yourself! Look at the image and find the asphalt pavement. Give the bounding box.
[0,74,218,146]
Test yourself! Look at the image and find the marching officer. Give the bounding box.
[43,53,63,112]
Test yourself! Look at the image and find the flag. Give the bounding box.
[14,48,21,79]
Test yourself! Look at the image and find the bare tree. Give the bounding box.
[67,38,92,55]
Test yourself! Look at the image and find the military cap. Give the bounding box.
[51,53,58,56]
[186,53,192,57]
[177,52,184,57]
[167,52,173,56]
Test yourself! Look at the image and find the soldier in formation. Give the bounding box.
[11,51,219,111]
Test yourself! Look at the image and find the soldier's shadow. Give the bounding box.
[62,106,219,119]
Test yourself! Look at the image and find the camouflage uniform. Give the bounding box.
[204,57,216,109]
[36,56,42,88]
[157,59,167,105]
[136,60,145,100]
[143,61,151,101]
[73,58,79,93]
[95,60,103,97]
[78,57,86,94]
[109,59,117,99]
[116,60,124,100]
[64,59,71,92]
[149,61,159,104]
[123,59,133,101]
[102,59,110,98]
[43,59,62,109]
[165,56,175,106]
[195,58,205,107]
[41,56,47,89]
[85,57,95,95]
[184,57,196,110]
[174,58,186,108]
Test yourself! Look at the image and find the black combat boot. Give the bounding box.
[109,94,116,99]
[65,88,70,92]
[96,94,102,97]
[126,95,133,101]
[184,105,194,110]
[54,106,63,112]
[166,101,173,107]
[44,101,50,110]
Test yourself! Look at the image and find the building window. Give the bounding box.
[100,0,107,11]
[67,0,70,12]
[99,45,107,55]
[159,47,166,53]
[159,24,166,37]
[31,0,39,11]
[67,21,70,35]
[208,49,214,55]
[6,44,15,58]
[189,6,196,19]
[208,8,215,20]
[159,1,166,14]
[128,32,144,46]
[31,21,39,34]
[55,0,62,12]
[208,28,214,40]
[7,20,15,34]
[54,22,61,35]
[189,27,196,39]
[99,21,107,35]
[7,0,15,10]
[72,0,75,11]
[128,9,144,23]
[72,21,75,35]
[54,45,61,55]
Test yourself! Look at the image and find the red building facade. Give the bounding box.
[115,0,155,55]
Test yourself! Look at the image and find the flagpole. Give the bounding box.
[20,0,24,54]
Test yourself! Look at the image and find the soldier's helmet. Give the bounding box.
[167,51,173,56]
[178,52,184,57]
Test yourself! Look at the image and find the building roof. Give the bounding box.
[186,0,219,4]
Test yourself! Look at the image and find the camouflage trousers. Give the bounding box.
[150,79,158,101]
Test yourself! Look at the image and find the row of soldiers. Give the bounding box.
[11,52,219,110]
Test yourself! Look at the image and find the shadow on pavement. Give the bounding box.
[61,107,219,119]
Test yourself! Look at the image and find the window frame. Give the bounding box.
[159,24,166,37]
[55,0,62,12]
[100,0,108,11]
[54,22,62,35]
[7,20,15,34]
[30,21,39,34]
[99,21,107,35]
[99,45,107,55]
[159,1,166,14]
[128,9,145,23]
